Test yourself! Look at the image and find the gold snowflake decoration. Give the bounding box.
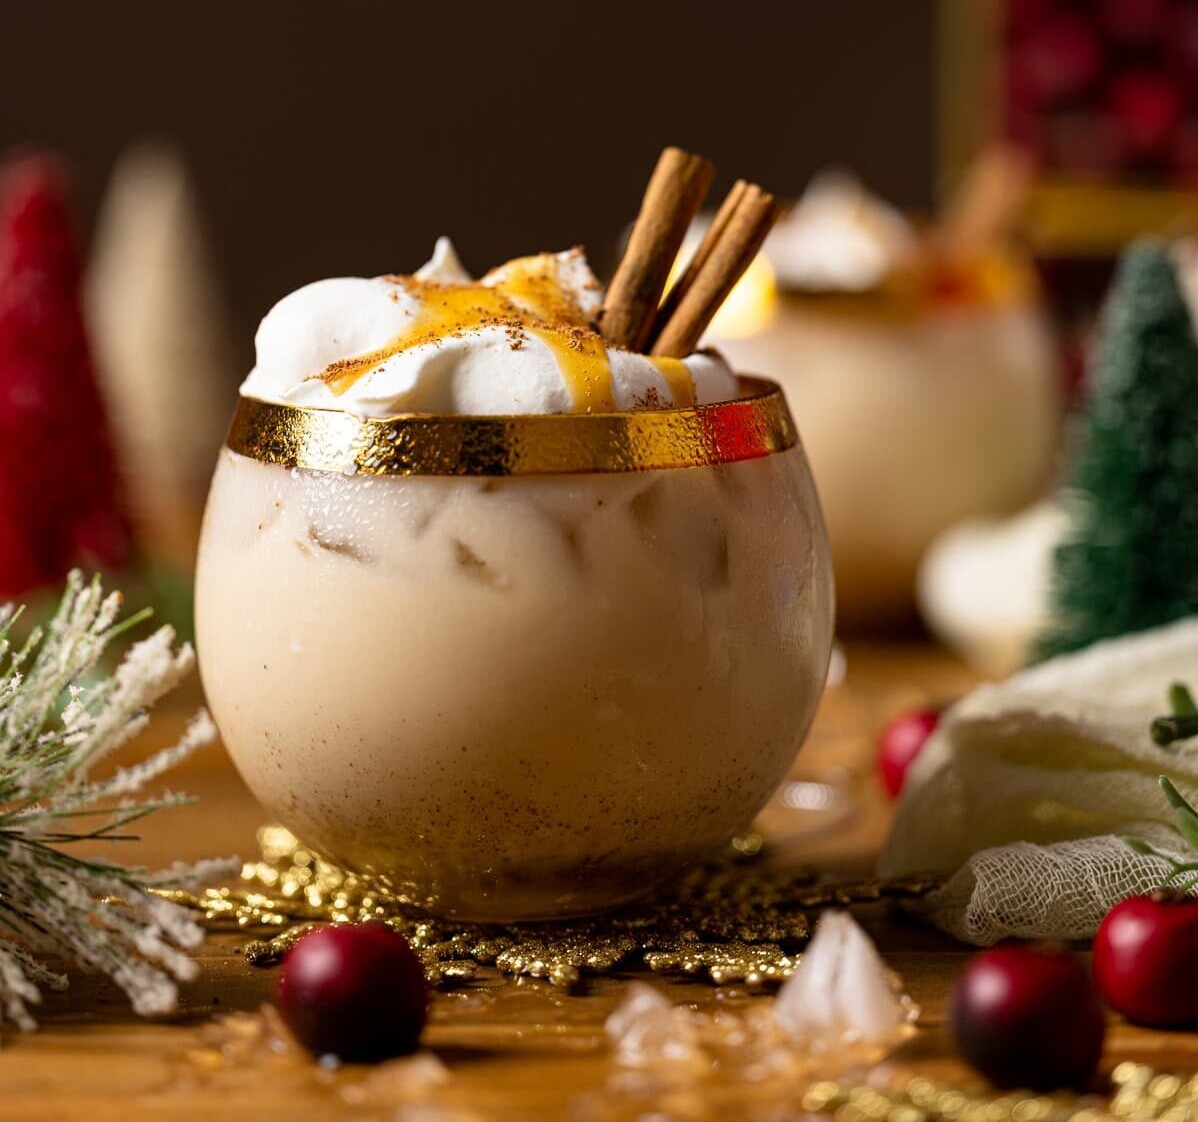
[163,825,940,989]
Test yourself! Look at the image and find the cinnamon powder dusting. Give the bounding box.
[313,257,620,413]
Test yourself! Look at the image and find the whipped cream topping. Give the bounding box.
[240,238,738,417]
[767,171,918,293]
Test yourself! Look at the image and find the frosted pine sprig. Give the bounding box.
[0,571,230,1030]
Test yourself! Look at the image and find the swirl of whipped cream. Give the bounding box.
[240,239,738,417]
[768,171,917,293]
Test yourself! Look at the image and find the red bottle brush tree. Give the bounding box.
[0,152,132,596]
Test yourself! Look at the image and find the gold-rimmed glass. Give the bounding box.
[196,378,834,921]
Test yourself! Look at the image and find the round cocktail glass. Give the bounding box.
[716,284,1061,626]
[195,377,834,921]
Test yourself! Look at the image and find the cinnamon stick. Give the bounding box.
[599,147,714,352]
[648,179,748,350]
[932,144,1033,263]
[650,183,781,359]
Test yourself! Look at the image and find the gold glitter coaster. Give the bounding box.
[162,825,940,989]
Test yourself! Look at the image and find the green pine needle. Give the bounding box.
[1159,775,1198,854]
[1170,682,1198,717]
[1151,714,1198,747]
[0,571,227,1031]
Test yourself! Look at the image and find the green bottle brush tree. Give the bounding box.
[1037,241,1198,661]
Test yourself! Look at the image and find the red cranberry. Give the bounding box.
[877,708,941,798]
[1094,891,1198,1026]
[1100,0,1169,42]
[1049,112,1121,179]
[1013,13,1103,104]
[1171,121,1198,178]
[1107,72,1184,159]
[277,922,428,1062]
[950,944,1105,1091]
[1006,0,1053,36]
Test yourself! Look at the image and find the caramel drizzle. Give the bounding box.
[533,327,615,413]
[650,356,697,409]
[315,264,623,413]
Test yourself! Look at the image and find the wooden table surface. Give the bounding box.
[5,641,1198,1122]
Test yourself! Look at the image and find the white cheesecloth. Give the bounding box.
[878,617,1198,944]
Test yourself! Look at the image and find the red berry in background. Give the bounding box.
[877,707,940,798]
[1011,13,1103,105]
[1171,2,1198,72]
[1170,120,1198,179]
[1100,0,1169,43]
[277,923,428,1062]
[1107,72,1185,161]
[0,152,132,597]
[1005,0,1055,37]
[1093,891,1198,1026]
[1048,112,1122,179]
[951,944,1105,1091]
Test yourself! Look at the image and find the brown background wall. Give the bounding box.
[0,0,937,364]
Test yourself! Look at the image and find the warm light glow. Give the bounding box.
[711,253,777,339]
[665,245,778,341]
[777,780,842,812]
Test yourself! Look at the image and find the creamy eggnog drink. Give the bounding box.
[197,150,834,920]
[715,170,1061,627]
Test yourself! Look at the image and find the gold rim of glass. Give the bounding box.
[224,375,797,476]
